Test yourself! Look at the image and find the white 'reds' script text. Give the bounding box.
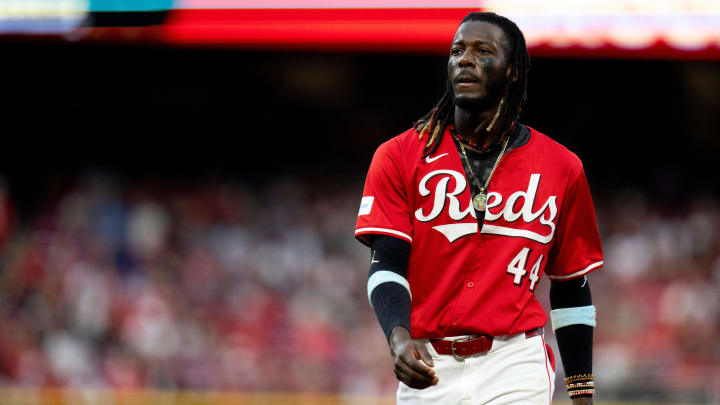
[415,171,557,243]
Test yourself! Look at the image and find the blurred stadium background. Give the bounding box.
[1,1,720,404]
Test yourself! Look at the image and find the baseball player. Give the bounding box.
[355,12,602,405]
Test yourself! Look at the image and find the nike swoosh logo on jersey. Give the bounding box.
[425,153,448,164]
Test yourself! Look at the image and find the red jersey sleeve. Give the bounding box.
[545,164,604,280]
[354,139,413,247]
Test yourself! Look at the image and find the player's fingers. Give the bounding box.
[395,367,438,389]
[404,351,435,378]
[407,379,435,389]
[395,367,425,388]
[396,361,433,383]
[395,368,423,388]
[396,368,435,390]
[396,360,435,385]
[415,344,435,368]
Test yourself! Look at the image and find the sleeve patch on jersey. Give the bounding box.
[358,196,374,216]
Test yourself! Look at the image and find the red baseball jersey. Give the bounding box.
[355,126,603,338]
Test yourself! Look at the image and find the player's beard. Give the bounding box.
[448,78,504,112]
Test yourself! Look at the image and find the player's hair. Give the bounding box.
[415,12,530,157]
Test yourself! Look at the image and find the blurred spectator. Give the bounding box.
[0,174,717,402]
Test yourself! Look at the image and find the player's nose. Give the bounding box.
[458,50,475,68]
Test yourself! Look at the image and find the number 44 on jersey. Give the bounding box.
[507,247,543,291]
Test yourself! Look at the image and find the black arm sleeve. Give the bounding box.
[549,277,593,378]
[369,235,411,341]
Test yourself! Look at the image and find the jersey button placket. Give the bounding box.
[466,281,474,288]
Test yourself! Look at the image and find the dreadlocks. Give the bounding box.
[415,12,530,158]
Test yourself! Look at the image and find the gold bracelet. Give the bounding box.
[569,389,595,397]
[567,381,595,389]
[564,373,595,384]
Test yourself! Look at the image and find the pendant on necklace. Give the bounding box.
[473,193,487,211]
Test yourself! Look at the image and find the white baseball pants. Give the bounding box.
[397,333,555,405]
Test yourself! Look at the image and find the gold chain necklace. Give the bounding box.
[456,134,510,211]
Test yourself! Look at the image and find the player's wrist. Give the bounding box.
[565,374,595,401]
[389,326,411,350]
[390,325,411,341]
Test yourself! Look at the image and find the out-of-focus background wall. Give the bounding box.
[1,1,719,404]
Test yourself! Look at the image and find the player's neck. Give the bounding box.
[453,106,496,148]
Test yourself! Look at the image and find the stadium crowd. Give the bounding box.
[0,174,717,402]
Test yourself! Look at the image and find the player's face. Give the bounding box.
[448,21,513,111]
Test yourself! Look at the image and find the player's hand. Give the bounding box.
[571,397,593,405]
[388,326,439,389]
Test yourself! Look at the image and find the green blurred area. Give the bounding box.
[89,0,173,12]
